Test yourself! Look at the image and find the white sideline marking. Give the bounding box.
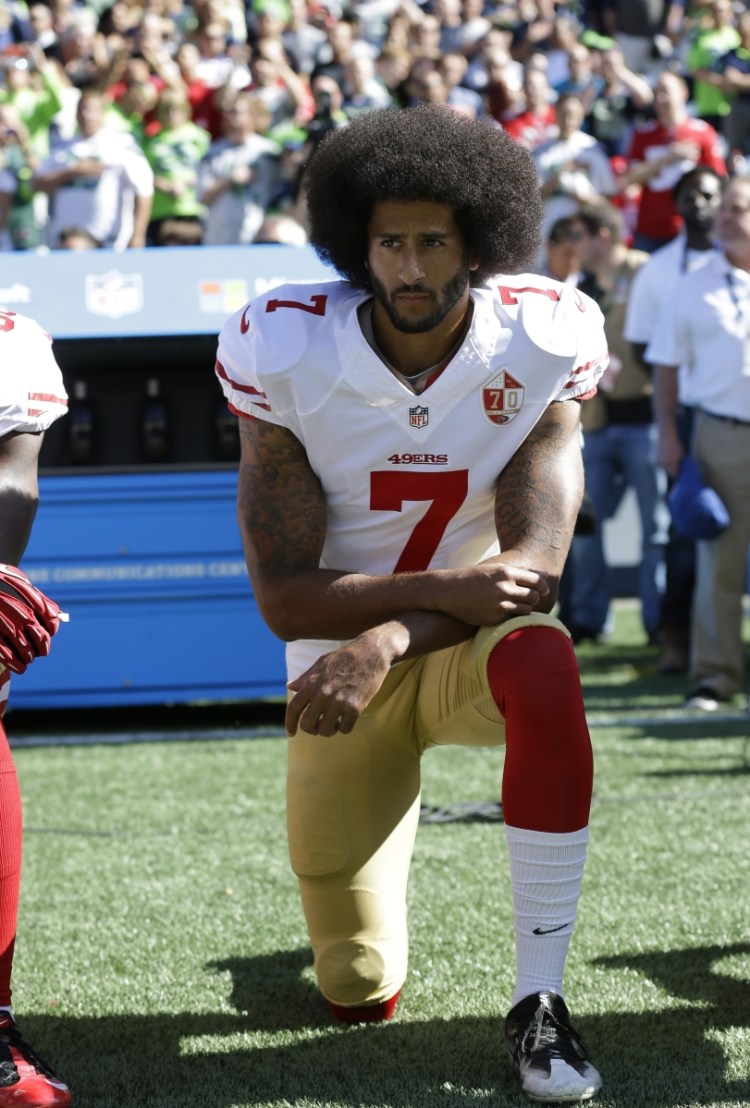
[5,707,748,748]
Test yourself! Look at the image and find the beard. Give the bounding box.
[370,264,471,334]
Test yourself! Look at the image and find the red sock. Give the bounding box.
[0,721,21,1006]
[327,991,400,1024]
[487,627,593,833]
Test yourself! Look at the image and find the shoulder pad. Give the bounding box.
[227,280,352,376]
[493,276,597,357]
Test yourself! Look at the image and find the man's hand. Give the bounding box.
[667,140,701,165]
[433,563,550,627]
[286,624,406,737]
[74,158,106,179]
[657,424,684,478]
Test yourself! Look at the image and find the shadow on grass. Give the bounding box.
[22,943,750,1108]
[618,717,750,776]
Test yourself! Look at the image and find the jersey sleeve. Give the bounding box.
[701,124,727,175]
[215,282,341,432]
[215,295,310,434]
[0,311,68,436]
[215,302,286,427]
[553,286,609,401]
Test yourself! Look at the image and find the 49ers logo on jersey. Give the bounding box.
[482,369,525,425]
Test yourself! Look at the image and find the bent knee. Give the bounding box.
[487,625,586,730]
[316,936,404,1008]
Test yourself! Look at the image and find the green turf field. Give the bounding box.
[6,602,750,1108]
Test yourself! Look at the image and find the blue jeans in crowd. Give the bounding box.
[567,422,668,639]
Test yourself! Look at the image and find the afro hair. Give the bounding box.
[304,104,543,289]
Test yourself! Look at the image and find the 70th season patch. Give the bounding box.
[482,369,525,425]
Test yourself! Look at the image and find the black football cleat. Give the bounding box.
[505,991,601,1103]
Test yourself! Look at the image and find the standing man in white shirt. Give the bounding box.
[32,89,154,250]
[648,176,750,710]
[624,166,723,676]
[534,93,617,251]
[197,92,279,246]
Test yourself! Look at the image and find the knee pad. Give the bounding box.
[487,623,580,717]
[302,884,408,1008]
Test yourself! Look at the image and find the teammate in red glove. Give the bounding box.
[217,106,608,1103]
[0,309,71,1107]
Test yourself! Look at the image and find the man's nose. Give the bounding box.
[399,248,426,284]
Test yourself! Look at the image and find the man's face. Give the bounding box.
[568,220,603,269]
[547,227,583,280]
[224,99,254,139]
[676,173,722,232]
[654,74,686,117]
[77,95,104,136]
[556,96,584,136]
[715,180,750,253]
[366,199,472,334]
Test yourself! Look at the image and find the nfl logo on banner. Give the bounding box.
[409,405,429,429]
[482,369,525,425]
[85,271,144,319]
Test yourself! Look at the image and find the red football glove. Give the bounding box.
[0,565,67,675]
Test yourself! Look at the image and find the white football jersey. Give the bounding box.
[0,309,68,436]
[216,277,608,678]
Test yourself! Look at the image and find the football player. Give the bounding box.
[216,105,608,1103]
[0,309,71,1107]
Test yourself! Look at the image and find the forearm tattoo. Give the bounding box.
[495,402,582,563]
[238,419,325,581]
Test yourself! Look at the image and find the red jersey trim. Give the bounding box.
[215,359,271,405]
[28,392,68,407]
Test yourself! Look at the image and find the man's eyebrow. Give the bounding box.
[371,228,456,237]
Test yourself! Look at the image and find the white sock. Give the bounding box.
[506,823,589,1008]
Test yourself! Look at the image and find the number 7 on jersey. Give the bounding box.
[370,470,469,573]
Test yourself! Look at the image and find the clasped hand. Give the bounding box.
[286,631,394,737]
[435,561,549,627]
[285,562,549,737]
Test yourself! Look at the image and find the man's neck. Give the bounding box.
[684,226,714,251]
[370,299,473,378]
[658,110,683,131]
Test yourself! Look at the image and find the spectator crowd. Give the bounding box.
[1,0,749,711]
[0,0,746,253]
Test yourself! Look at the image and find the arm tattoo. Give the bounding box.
[237,419,326,583]
[495,401,582,566]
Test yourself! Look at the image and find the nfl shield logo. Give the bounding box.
[85,270,144,319]
[482,369,525,425]
[409,405,429,429]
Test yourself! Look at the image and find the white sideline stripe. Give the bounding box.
[5,708,748,748]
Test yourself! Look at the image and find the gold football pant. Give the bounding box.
[286,612,568,1010]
